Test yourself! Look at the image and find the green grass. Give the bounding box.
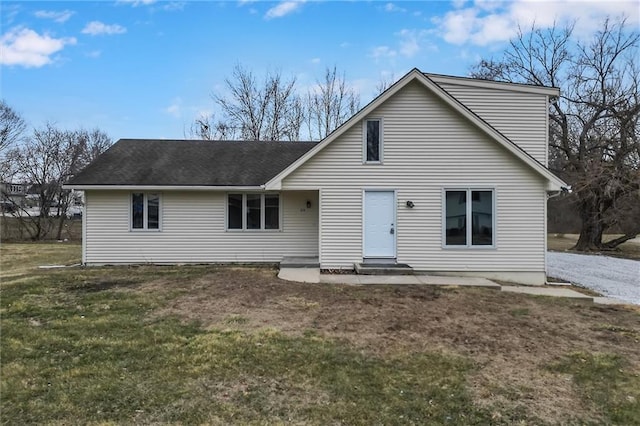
[508,307,529,317]
[2,242,639,424]
[0,242,81,278]
[548,352,640,425]
[1,269,489,424]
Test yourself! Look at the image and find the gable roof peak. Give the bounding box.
[265,67,566,191]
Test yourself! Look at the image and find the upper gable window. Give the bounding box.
[364,118,382,163]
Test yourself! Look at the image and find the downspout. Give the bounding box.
[547,186,572,200]
[545,185,570,283]
[81,191,87,265]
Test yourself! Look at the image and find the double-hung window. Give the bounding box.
[364,118,382,163]
[444,189,494,247]
[227,193,280,231]
[131,192,160,230]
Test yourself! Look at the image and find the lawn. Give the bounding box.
[2,243,639,424]
[548,233,640,260]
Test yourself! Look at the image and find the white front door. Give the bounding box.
[364,191,396,258]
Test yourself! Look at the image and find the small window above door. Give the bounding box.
[363,118,383,163]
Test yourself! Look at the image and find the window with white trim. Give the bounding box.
[131,192,160,230]
[227,193,280,230]
[364,118,382,162]
[444,189,494,247]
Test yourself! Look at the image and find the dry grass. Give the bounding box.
[2,243,640,424]
[151,268,640,423]
[0,216,83,242]
[548,233,640,260]
[0,241,81,278]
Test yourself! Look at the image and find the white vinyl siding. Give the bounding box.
[282,80,547,273]
[83,190,318,264]
[434,79,549,165]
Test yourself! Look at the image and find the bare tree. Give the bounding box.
[375,73,396,95]
[471,17,640,251]
[77,128,113,165]
[0,101,27,184]
[0,100,26,154]
[192,65,361,142]
[187,114,237,140]
[306,66,360,140]
[9,124,112,240]
[213,64,303,141]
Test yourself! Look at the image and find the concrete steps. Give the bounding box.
[354,263,414,275]
[280,257,319,268]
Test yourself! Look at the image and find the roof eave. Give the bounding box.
[63,184,266,191]
[427,73,561,96]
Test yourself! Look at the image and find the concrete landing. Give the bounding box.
[277,268,631,305]
[501,285,593,299]
[592,297,627,305]
[280,257,320,268]
[321,273,500,287]
[416,275,499,287]
[278,267,320,283]
[354,263,414,275]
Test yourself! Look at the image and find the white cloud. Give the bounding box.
[265,1,305,19]
[34,10,75,23]
[161,2,185,12]
[196,109,213,118]
[370,29,433,62]
[384,3,406,13]
[0,27,76,68]
[81,21,127,36]
[397,29,425,57]
[435,0,640,46]
[3,4,21,26]
[310,57,320,64]
[370,45,397,60]
[117,0,156,6]
[165,98,182,118]
[86,50,101,58]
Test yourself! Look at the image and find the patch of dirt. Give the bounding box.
[146,267,640,423]
[70,278,141,293]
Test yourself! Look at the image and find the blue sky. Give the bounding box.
[2,0,638,140]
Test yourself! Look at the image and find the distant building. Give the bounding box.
[0,182,28,210]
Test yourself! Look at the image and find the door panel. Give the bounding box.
[364,191,395,258]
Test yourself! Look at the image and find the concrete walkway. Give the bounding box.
[277,268,626,305]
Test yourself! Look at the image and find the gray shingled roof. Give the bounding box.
[67,139,317,186]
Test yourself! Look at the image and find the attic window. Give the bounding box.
[364,119,382,163]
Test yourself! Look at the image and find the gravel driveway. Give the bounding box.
[547,252,640,305]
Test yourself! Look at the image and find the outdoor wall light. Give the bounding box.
[406,200,415,208]
[306,200,312,208]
